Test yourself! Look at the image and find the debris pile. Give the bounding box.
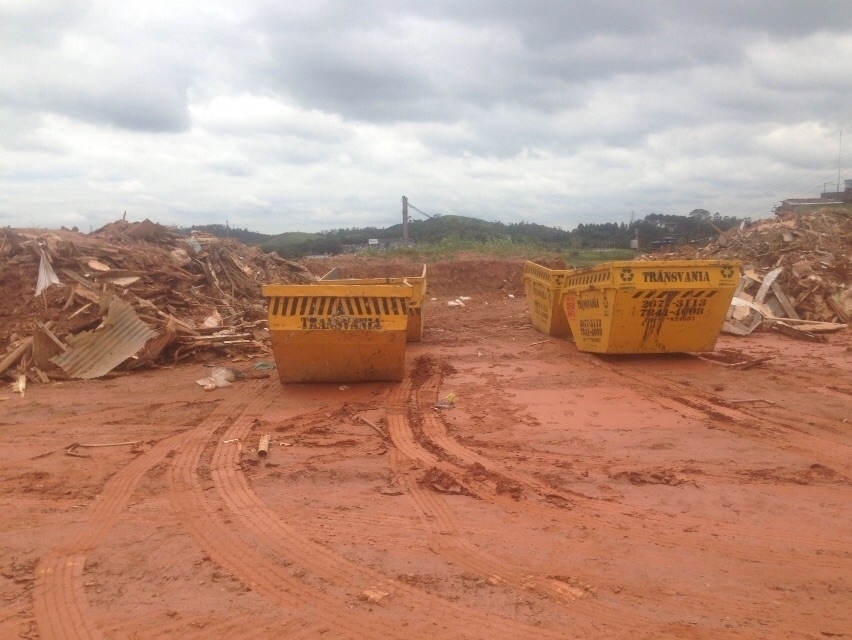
[0,219,315,383]
[690,207,851,338]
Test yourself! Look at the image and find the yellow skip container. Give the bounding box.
[522,262,572,337]
[262,283,413,382]
[560,260,741,353]
[320,265,427,341]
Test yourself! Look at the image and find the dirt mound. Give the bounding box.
[303,253,565,297]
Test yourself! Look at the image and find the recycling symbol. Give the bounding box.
[620,268,634,282]
[721,266,734,279]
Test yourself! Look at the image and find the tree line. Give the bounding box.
[185,209,748,258]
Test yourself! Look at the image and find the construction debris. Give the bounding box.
[257,434,271,459]
[0,219,315,383]
[697,207,851,327]
[672,207,851,339]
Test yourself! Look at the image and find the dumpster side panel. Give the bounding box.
[270,330,407,382]
[263,283,412,382]
[315,265,427,341]
[563,290,614,352]
[522,262,572,337]
[608,288,735,352]
[562,261,740,353]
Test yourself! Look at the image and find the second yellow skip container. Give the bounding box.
[560,260,741,353]
[521,261,572,337]
[321,265,427,342]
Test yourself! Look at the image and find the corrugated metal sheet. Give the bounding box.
[51,299,158,379]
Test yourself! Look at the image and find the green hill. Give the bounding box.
[189,210,749,259]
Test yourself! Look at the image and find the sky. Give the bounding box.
[2,1,852,235]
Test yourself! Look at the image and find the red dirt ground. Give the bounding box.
[1,255,851,639]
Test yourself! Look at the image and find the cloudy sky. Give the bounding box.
[2,1,851,235]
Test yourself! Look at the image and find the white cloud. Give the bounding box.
[1,1,851,235]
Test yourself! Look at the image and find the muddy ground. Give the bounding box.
[1,255,851,639]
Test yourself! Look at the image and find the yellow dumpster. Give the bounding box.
[522,261,572,337]
[560,260,741,353]
[321,265,427,341]
[262,283,413,382]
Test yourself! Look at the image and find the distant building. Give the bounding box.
[776,179,852,214]
[820,179,852,203]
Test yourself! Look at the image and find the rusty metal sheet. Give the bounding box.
[51,299,158,379]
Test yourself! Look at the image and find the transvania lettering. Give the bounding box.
[642,271,710,284]
[301,316,382,330]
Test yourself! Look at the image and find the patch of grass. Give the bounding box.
[358,238,636,267]
[360,237,538,260]
[563,248,637,268]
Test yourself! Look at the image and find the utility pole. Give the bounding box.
[402,196,409,246]
[838,130,843,193]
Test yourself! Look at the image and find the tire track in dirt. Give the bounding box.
[103,612,321,640]
[388,381,662,636]
[167,383,367,639]
[526,353,852,552]
[582,356,852,475]
[410,362,849,627]
[419,377,595,504]
[394,368,803,635]
[386,444,619,636]
[32,391,254,640]
[441,373,850,565]
[203,381,567,639]
[44,400,215,429]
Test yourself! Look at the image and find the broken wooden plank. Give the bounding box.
[72,284,103,304]
[0,337,33,377]
[825,295,851,324]
[769,281,800,319]
[59,268,99,290]
[32,330,65,371]
[765,317,846,330]
[526,339,554,347]
[36,322,69,351]
[154,309,200,336]
[88,269,149,279]
[755,267,783,304]
[185,333,253,342]
[733,355,778,370]
[771,322,826,343]
[68,303,93,319]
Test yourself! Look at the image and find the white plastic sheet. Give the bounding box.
[35,251,62,296]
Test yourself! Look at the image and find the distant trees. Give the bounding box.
[187,209,750,258]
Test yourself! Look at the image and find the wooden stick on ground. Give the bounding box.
[526,339,553,347]
[258,434,271,458]
[360,416,388,439]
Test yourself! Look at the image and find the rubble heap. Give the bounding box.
[693,207,852,325]
[0,219,314,382]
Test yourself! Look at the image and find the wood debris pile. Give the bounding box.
[0,219,315,383]
[691,207,852,329]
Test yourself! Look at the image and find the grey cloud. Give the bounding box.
[1,1,851,234]
[0,0,90,47]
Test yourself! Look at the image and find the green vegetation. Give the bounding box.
[186,208,748,260]
[357,237,635,266]
[563,248,638,268]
